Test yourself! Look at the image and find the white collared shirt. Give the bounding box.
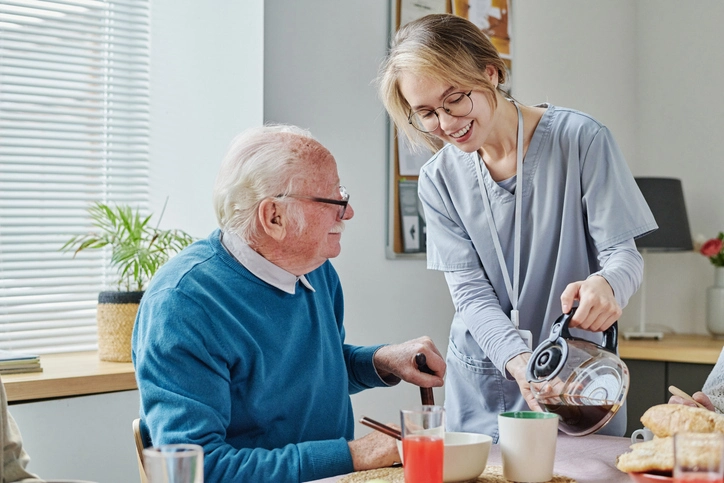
[220,231,315,295]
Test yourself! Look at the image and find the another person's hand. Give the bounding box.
[505,352,542,412]
[373,336,445,387]
[560,275,622,332]
[348,427,401,471]
[668,391,716,412]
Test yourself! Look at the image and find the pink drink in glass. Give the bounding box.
[402,434,444,483]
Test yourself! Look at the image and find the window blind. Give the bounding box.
[0,0,150,354]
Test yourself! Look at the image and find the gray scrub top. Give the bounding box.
[418,105,657,436]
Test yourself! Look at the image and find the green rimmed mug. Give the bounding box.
[498,411,558,482]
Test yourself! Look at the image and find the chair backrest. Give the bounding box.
[133,418,149,483]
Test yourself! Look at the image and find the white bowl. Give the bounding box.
[397,431,493,483]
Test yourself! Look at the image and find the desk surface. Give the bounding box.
[2,351,136,403]
[619,333,724,364]
[309,433,633,483]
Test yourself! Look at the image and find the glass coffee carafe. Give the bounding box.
[526,309,629,436]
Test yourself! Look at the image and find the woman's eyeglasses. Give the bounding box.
[408,90,474,133]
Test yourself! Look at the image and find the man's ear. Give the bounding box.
[258,199,286,241]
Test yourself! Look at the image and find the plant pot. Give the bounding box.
[707,267,724,339]
[97,291,144,362]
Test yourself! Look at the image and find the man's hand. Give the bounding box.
[348,429,401,471]
[668,391,716,411]
[505,352,541,411]
[560,275,622,332]
[373,336,445,387]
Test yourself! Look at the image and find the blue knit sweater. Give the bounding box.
[132,230,387,482]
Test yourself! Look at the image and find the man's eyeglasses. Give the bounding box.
[408,90,474,133]
[283,186,350,219]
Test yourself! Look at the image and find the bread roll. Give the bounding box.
[615,437,673,473]
[641,404,724,438]
[617,404,724,473]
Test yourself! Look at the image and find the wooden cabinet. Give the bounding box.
[624,359,713,436]
[619,334,724,437]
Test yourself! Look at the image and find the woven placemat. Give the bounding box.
[338,465,576,483]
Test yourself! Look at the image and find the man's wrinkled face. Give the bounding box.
[284,142,354,269]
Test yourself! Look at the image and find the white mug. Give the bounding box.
[498,411,558,482]
[631,427,654,444]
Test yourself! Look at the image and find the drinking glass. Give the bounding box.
[143,444,204,483]
[674,432,724,483]
[400,405,445,483]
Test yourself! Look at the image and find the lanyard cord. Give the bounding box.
[474,101,524,328]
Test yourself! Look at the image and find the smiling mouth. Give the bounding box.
[450,121,472,139]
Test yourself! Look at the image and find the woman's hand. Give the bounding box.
[560,275,622,331]
[668,391,716,412]
[505,353,541,411]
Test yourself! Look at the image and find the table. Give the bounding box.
[308,433,633,483]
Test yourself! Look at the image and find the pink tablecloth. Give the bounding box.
[308,433,633,483]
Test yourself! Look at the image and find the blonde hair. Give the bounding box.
[377,14,508,152]
[212,124,323,243]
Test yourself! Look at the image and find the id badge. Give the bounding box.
[517,329,533,350]
[511,310,532,350]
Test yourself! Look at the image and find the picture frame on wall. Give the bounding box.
[386,0,514,258]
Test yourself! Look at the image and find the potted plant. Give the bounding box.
[62,202,195,362]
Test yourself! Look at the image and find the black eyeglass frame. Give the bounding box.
[281,186,350,219]
[407,90,474,133]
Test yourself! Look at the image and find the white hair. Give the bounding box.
[212,124,316,243]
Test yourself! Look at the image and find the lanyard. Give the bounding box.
[474,101,524,328]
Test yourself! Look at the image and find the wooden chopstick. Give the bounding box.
[669,385,707,409]
[359,416,402,440]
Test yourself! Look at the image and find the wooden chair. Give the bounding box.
[133,418,149,483]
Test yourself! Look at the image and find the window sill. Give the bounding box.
[2,351,136,404]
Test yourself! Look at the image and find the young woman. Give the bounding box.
[378,14,657,439]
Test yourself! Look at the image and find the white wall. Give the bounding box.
[512,1,638,165]
[633,0,724,334]
[148,0,265,237]
[11,391,140,483]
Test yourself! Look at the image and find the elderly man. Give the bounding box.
[132,124,445,482]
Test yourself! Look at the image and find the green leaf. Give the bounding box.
[59,202,196,290]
